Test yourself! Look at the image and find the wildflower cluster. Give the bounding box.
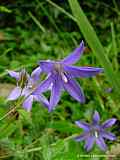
[7,41,116,151]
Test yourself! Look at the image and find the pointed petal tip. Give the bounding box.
[23,95,33,112]
[80,40,84,47]
[92,67,104,74]
[98,68,104,73]
[63,78,85,104]
[79,40,85,53]
[49,75,62,110]
[77,94,85,104]
[7,70,19,80]
[112,118,117,123]
[80,97,86,104]
[90,67,104,74]
[96,137,107,151]
[85,146,91,152]
[62,40,85,65]
[111,118,117,124]
[64,66,103,79]
[109,135,116,141]
[111,135,116,141]
[81,40,84,43]
[102,118,117,129]
[84,136,95,152]
[48,106,54,112]
[74,134,86,142]
[93,111,100,124]
[102,131,116,141]
[94,110,99,115]
[47,102,54,113]
[75,121,90,131]
[48,108,52,112]
[34,94,50,109]
[75,121,80,126]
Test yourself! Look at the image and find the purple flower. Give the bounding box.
[74,111,116,151]
[35,41,103,111]
[7,67,49,111]
[104,87,113,93]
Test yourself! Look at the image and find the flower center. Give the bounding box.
[54,63,63,73]
[18,70,28,88]
[54,63,68,83]
[91,126,100,138]
[61,72,68,83]
[27,81,37,91]
[94,131,99,138]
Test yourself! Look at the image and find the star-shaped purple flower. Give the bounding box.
[35,41,103,111]
[7,67,49,111]
[74,111,116,151]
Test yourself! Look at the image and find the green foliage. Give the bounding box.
[68,0,120,97]
[48,120,80,133]
[0,0,120,159]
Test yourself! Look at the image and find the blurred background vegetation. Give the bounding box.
[0,0,120,159]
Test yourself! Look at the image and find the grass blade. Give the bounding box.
[28,11,45,33]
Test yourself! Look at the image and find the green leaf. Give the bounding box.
[18,109,31,124]
[0,6,12,13]
[48,121,80,133]
[0,122,16,139]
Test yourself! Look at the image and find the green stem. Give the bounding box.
[0,107,17,121]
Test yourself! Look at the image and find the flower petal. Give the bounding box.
[49,74,62,111]
[33,74,53,94]
[34,94,49,108]
[74,133,89,142]
[31,66,41,81]
[64,66,103,78]
[62,41,85,65]
[92,111,100,124]
[63,78,85,103]
[39,60,54,73]
[75,121,90,131]
[23,95,34,112]
[84,136,95,151]
[101,131,116,141]
[7,87,22,100]
[20,69,29,79]
[101,118,116,129]
[7,70,20,80]
[21,87,31,97]
[96,137,107,151]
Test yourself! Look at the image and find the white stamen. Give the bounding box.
[61,73,68,83]
[28,85,33,89]
[95,131,98,138]
[48,83,53,90]
[46,59,51,62]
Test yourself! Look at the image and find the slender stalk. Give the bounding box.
[0,106,18,121]
[28,11,46,33]
[46,0,77,22]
